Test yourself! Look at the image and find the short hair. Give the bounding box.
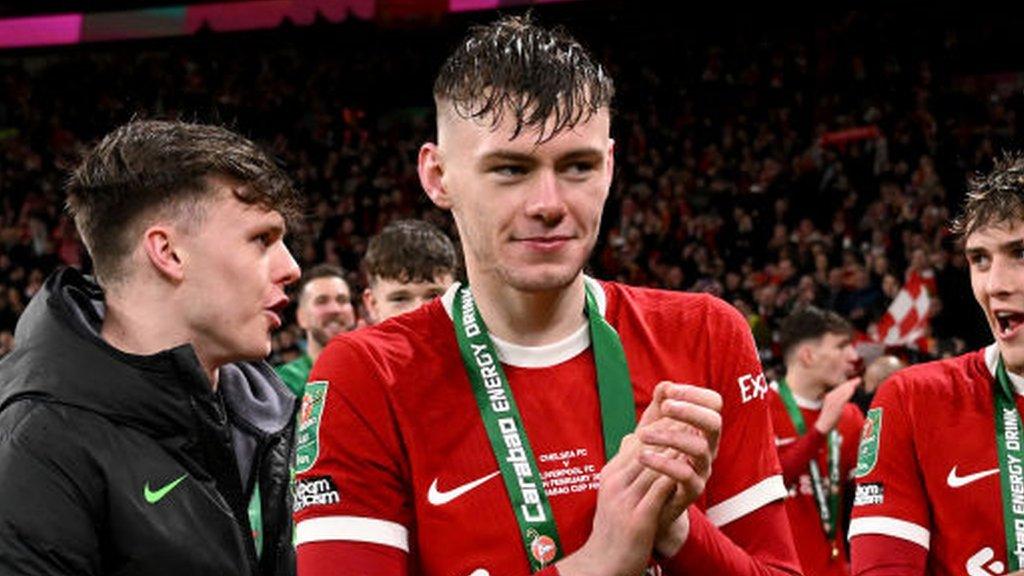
[779,306,853,362]
[433,13,614,143]
[296,264,348,306]
[66,120,302,285]
[952,152,1024,239]
[363,219,457,285]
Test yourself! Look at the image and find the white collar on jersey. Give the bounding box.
[985,343,1024,396]
[440,275,607,369]
[769,380,823,409]
[793,392,823,410]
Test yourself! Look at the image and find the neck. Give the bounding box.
[102,288,219,390]
[467,270,588,347]
[784,367,826,401]
[307,338,324,363]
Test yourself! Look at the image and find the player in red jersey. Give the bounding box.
[768,307,863,576]
[849,154,1024,575]
[294,15,801,576]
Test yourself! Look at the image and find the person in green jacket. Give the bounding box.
[276,264,356,396]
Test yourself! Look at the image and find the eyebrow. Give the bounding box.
[478,146,605,165]
[966,238,1024,254]
[479,151,534,164]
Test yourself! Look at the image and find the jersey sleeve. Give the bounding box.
[700,298,789,527]
[777,427,827,485]
[662,503,801,575]
[848,375,930,552]
[851,534,927,575]
[293,337,413,565]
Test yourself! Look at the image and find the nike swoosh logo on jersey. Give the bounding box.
[428,471,500,506]
[946,465,999,488]
[144,473,188,504]
[775,436,797,446]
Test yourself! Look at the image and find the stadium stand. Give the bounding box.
[0,3,1014,374]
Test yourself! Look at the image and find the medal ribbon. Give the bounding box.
[453,283,635,572]
[994,357,1024,571]
[777,379,840,541]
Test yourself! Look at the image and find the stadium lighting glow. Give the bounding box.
[0,13,83,49]
[0,0,572,49]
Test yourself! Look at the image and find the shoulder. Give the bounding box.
[842,402,866,419]
[0,397,108,497]
[275,357,310,394]
[2,395,106,448]
[311,298,454,390]
[276,356,310,376]
[881,348,989,396]
[869,348,991,423]
[840,402,866,431]
[599,280,743,329]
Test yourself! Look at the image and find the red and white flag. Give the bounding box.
[870,269,937,352]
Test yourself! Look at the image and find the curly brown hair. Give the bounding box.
[952,152,1024,239]
[363,219,458,285]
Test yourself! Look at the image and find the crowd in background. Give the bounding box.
[0,4,1018,373]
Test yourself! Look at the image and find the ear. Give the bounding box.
[296,300,311,331]
[141,225,184,283]
[418,142,452,210]
[362,287,378,324]
[797,343,815,368]
[606,138,616,178]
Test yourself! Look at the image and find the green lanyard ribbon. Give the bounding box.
[777,379,841,544]
[994,357,1024,571]
[453,283,635,572]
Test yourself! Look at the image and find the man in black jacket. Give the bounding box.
[0,120,302,575]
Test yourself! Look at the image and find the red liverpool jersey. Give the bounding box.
[294,279,793,575]
[849,345,1024,575]
[768,387,864,576]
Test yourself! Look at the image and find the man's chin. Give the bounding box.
[311,327,343,348]
[499,265,583,293]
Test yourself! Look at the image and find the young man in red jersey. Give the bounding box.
[849,154,1024,575]
[294,15,800,576]
[769,307,863,576]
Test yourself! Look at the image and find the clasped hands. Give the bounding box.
[559,382,723,576]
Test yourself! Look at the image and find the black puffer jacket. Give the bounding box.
[0,268,297,576]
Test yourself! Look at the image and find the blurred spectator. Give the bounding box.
[853,354,905,414]
[0,4,1010,371]
[360,219,458,324]
[275,264,357,397]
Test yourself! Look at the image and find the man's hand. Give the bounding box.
[813,377,861,435]
[556,383,724,575]
[556,432,677,576]
[640,382,723,558]
[557,381,724,569]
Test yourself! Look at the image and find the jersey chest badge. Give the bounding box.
[854,407,883,478]
[295,380,329,473]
